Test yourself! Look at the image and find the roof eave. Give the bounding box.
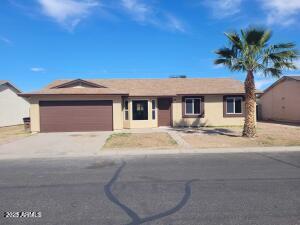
[260,76,289,96]
[0,82,21,93]
[18,93,129,97]
[176,92,246,95]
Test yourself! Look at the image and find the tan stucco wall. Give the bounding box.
[28,95,123,132]
[122,97,158,129]
[28,94,246,132]
[260,79,300,122]
[172,95,245,127]
[0,85,29,127]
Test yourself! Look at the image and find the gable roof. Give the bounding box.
[286,75,300,81]
[51,79,107,89]
[261,75,300,96]
[0,80,7,85]
[20,77,248,96]
[0,80,21,93]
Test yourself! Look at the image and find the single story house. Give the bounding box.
[259,75,300,123]
[0,80,29,127]
[21,78,250,132]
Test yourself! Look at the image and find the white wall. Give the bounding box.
[0,85,30,127]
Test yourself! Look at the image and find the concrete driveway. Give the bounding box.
[0,131,112,160]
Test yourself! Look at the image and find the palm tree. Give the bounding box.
[215,27,298,138]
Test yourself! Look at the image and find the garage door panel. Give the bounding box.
[40,100,113,132]
[40,100,112,107]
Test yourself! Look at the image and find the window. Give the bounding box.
[152,100,156,120]
[185,98,201,115]
[132,100,148,120]
[226,97,242,114]
[124,99,129,120]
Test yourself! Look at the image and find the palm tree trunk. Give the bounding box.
[243,71,256,137]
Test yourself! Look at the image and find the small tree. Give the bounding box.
[215,27,298,137]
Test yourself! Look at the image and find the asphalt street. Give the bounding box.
[0,152,299,225]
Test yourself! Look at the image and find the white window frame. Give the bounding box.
[226,97,243,114]
[151,99,156,120]
[124,99,129,120]
[185,98,201,115]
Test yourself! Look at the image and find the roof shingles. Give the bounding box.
[21,78,246,96]
[0,80,9,85]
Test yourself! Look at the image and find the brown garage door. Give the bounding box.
[40,100,113,132]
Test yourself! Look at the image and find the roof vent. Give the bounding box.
[169,75,187,78]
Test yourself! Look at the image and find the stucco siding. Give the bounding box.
[260,79,300,122]
[172,95,245,127]
[28,95,123,132]
[28,94,246,132]
[0,85,29,127]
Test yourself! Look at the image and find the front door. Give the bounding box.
[158,98,172,126]
[132,100,148,120]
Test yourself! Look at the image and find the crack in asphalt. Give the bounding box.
[256,152,300,169]
[104,161,195,225]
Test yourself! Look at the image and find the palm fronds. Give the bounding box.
[214,27,299,77]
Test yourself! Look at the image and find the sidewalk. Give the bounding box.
[0,145,299,160]
[99,146,300,156]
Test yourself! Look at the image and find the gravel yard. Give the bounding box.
[0,125,30,145]
[180,122,300,148]
[103,132,178,149]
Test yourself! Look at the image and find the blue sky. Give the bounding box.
[1,0,300,92]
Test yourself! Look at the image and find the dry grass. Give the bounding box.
[0,125,31,145]
[104,132,178,149]
[181,122,300,148]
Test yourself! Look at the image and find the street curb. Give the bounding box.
[99,146,300,156]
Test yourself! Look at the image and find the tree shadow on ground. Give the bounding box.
[201,128,241,137]
[104,162,196,225]
[171,127,241,137]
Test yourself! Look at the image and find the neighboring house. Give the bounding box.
[21,78,251,132]
[259,76,300,123]
[0,80,29,127]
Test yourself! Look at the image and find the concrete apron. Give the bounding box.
[0,131,112,160]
